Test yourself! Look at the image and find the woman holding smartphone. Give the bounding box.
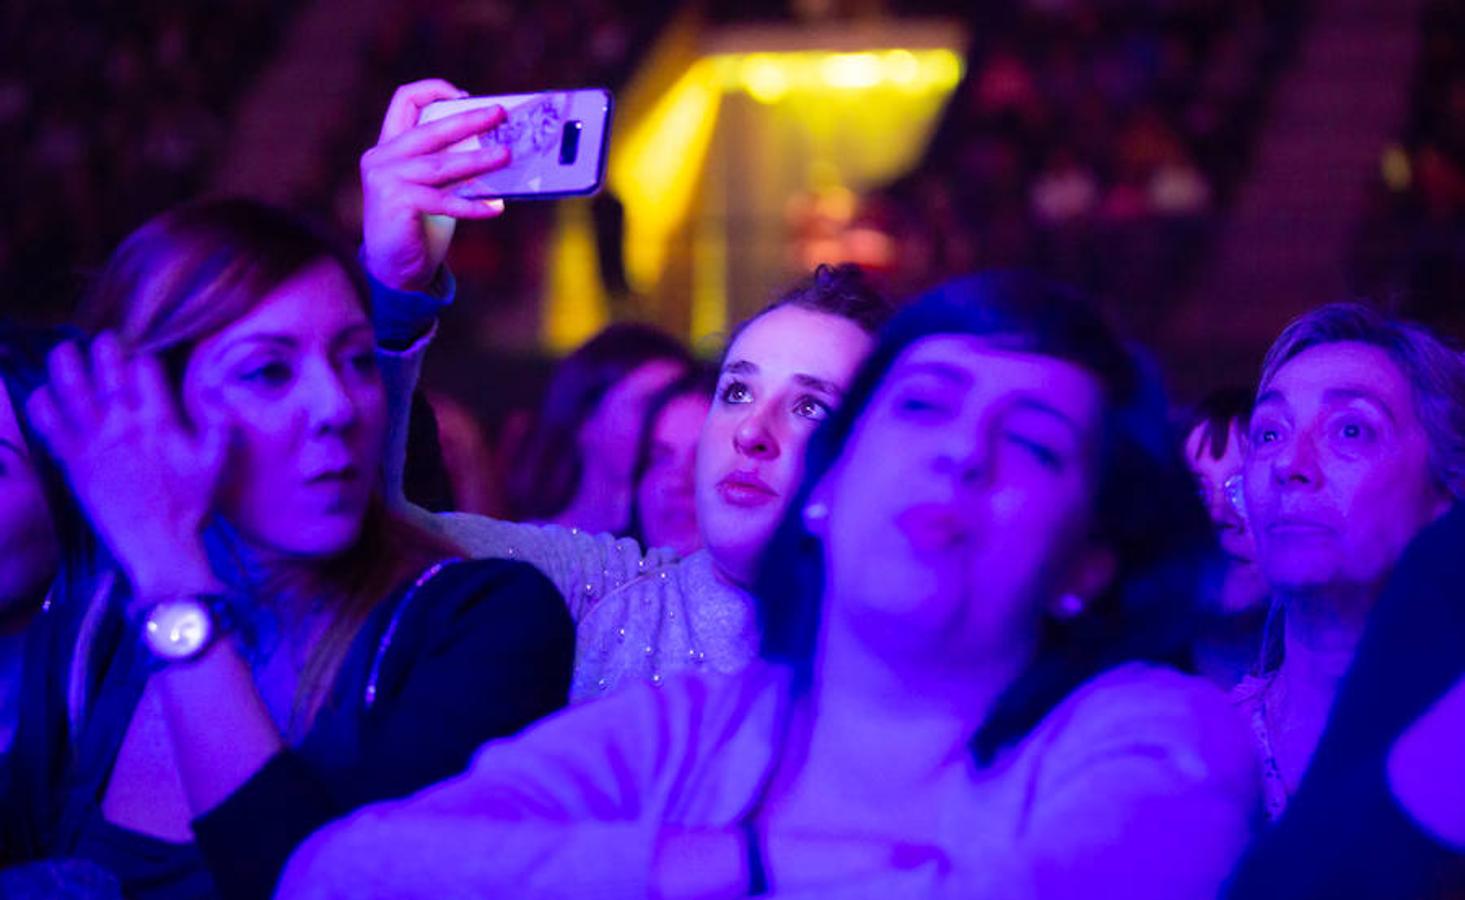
[360,80,895,701]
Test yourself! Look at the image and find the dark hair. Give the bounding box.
[753,270,1216,763]
[624,366,716,549]
[505,323,693,523]
[721,264,896,368]
[1181,385,1255,461]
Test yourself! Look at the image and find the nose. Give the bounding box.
[1271,430,1321,488]
[937,420,991,486]
[300,359,358,433]
[732,403,780,461]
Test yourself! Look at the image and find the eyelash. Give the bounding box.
[719,380,751,405]
[1007,432,1062,469]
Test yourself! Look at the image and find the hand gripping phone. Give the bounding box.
[419,88,613,200]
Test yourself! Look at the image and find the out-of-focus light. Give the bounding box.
[741,54,789,104]
[821,52,882,89]
[1381,143,1412,191]
[883,49,920,85]
[922,49,963,90]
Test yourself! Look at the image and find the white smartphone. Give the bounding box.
[419,88,613,200]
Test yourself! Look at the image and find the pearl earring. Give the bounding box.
[802,501,829,528]
[1054,593,1085,619]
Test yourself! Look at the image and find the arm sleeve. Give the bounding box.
[369,272,679,622]
[274,679,707,899]
[191,561,576,900]
[1015,668,1261,900]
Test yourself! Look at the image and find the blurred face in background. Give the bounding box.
[577,359,685,484]
[1243,342,1450,599]
[636,391,711,556]
[696,305,873,584]
[0,383,58,623]
[1185,420,1267,614]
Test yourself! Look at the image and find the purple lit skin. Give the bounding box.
[638,391,711,556]
[188,260,387,558]
[0,384,58,620]
[695,305,872,584]
[579,359,685,488]
[813,337,1112,669]
[1243,341,1451,594]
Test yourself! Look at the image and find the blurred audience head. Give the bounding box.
[627,367,714,557]
[0,323,72,625]
[505,322,691,531]
[1183,385,1268,614]
[755,270,1213,759]
[1244,302,1465,612]
[696,263,895,584]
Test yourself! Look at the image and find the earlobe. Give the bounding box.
[801,473,837,536]
[1048,544,1116,619]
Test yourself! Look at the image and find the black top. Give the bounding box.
[1,558,574,899]
[1225,503,1465,898]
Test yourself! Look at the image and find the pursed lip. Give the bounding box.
[715,470,778,507]
[1265,514,1334,536]
[305,464,361,486]
[894,502,971,554]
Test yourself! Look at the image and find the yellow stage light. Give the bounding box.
[820,52,882,89]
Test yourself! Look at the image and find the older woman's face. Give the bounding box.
[817,336,1106,665]
[0,383,58,618]
[1243,341,1450,597]
[183,261,387,557]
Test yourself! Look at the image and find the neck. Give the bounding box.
[789,613,1023,800]
[1272,583,1373,722]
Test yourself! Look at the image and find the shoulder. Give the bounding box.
[1030,663,1256,785]
[404,558,574,647]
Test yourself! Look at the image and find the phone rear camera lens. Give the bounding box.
[559,121,582,165]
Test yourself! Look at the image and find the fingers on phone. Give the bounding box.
[402,146,511,186]
[379,79,470,143]
[412,189,509,220]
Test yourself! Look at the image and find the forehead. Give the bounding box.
[888,335,1103,422]
[202,260,366,350]
[1262,341,1414,417]
[725,305,872,384]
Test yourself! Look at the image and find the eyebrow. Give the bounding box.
[0,437,28,460]
[218,323,374,355]
[1253,386,1397,424]
[893,361,973,387]
[1008,394,1085,436]
[723,360,844,398]
[1321,387,1398,424]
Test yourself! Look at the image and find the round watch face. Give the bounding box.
[143,598,214,661]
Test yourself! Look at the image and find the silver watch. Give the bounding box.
[141,595,218,663]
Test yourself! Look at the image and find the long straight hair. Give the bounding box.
[71,198,456,730]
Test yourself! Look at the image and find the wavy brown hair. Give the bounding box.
[74,197,456,730]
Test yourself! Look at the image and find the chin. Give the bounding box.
[251,514,365,559]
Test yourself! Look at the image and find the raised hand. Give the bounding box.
[26,333,226,596]
[361,78,512,292]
